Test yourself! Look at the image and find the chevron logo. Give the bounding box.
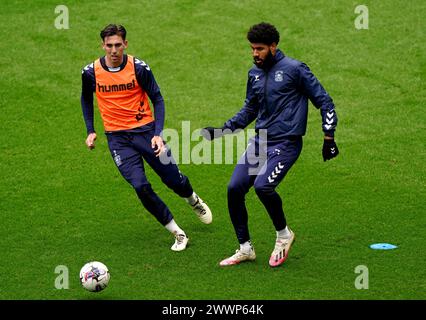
[82,63,94,73]
[135,58,151,71]
[324,111,335,130]
[85,63,93,70]
[268,162,285,184]
[330,147,336,154]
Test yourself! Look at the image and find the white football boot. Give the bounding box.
[190,195,212,224]
[269,229,295,267]
[219,247,256,266]
[171,234,189,251]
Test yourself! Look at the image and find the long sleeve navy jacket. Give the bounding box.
[224,49,337,141]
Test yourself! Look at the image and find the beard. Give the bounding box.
[253,49,274,68]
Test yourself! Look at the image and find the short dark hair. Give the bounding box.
[247,22,280,45]
[100,24,127,41]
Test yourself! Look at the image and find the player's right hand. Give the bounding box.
[86,133,97,150]
[200,127,224,141]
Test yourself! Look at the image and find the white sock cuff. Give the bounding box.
[277,226,291,239]
[165,219,185,236]
[240,240,252,252]
[185,192,198,206]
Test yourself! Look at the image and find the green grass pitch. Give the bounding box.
[0,0,425,300]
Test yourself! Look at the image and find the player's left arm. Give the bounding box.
[134,57,166,156]
[298,62,339,161]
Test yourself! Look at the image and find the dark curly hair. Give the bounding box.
[247,22,280,45]
[100,24,127,41]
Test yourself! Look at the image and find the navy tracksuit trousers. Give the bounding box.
[227,135,303,244]
[106,130,193,226]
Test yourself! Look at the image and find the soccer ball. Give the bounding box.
[79,261,110,292]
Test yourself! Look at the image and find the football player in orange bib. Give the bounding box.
[81,24,212,251]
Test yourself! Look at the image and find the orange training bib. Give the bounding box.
[94,55,153,131]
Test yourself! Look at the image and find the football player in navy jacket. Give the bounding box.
[201,22,339,267]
